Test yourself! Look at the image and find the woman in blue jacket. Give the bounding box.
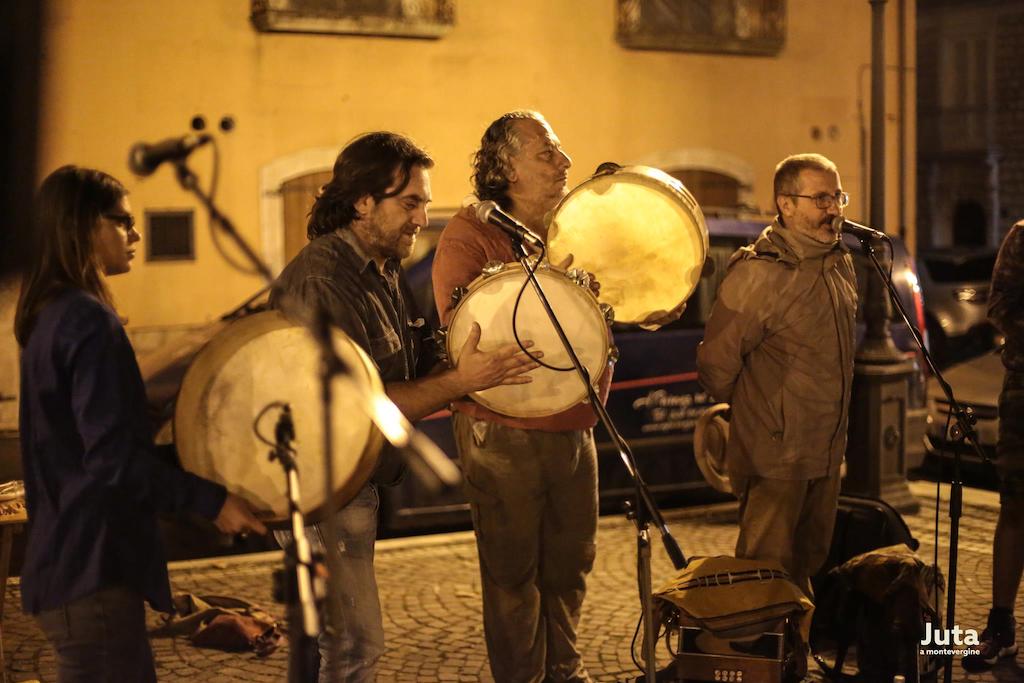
[14,165,266,682]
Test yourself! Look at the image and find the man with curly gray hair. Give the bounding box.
[431,111,610,682]
[471,110,549,209]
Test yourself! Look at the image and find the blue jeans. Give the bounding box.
[35,586,156,683]
[275,483,384,683]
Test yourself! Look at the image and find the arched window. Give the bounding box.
[667,169,742,211]
[952,199,986,247]
[630,148,756,215]
[259,147,338,275]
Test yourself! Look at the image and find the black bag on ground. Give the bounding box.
[810,495,944,681]
[818,494,919,577]
[813,544,945,682]
[811,494,919,646]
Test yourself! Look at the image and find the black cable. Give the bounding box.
[628,610,672,675]
[510,245,575,372]
[886,235,895,282]
[253,400,292,450]
[629,608,644,672]
[209,134,220,202]
[665,620,678,658]
[202,139,259,275]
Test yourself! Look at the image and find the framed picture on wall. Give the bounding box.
[251,0,456,39]
[617,0,786,56]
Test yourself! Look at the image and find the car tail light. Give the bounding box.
[904,268,929,355]
[904,265,931,409]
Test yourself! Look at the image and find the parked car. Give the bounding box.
[916,249,999,367]
[923,347,1002,483]
[380,213,932,535]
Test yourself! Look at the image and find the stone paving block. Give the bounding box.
[1,494,1019,682]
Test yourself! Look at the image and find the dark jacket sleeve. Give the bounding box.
[696,259,772,403]
[989,222,1024,342]
[66,305,226,520]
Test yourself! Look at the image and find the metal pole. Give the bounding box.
[859,0,902,364]
[870,0,886,231]
[896,0,907,243]
[844,0,917,513]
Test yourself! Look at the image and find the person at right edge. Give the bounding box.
[962,218,1024,672]
[697,153,857,598]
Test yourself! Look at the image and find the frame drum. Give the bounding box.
[547,165,709,325]
[446,262,610,418]
[174,310,382,523]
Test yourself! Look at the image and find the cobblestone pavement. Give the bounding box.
[5,483,1023,682]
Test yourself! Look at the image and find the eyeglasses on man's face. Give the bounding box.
[782,191,850,210]
[103,212,137,232]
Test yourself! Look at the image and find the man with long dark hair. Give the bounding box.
[271,132,539,681]
[431,112,612,683]
[16,165,265,683]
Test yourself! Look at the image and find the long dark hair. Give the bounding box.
[14,165,126,346]
[307,132,433,240]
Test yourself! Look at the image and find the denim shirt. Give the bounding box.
[19,289,226,614]
[269,230,437,482]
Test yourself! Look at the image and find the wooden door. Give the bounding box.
[281,170,333,264]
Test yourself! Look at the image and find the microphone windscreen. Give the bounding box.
[128,143,154,177]
[475,200,498,224]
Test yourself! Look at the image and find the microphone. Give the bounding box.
[833,216,889,241]
[476,200,545,248]
[128,133,213,176]
[364,393,461,491]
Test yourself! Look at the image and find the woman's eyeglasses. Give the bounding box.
[103,213,136,231]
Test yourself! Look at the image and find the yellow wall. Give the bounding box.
[36,0,916,329]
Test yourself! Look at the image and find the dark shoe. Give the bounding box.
[962,614,1017,672]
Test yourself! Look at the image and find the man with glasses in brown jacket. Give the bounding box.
[697,153,858,597]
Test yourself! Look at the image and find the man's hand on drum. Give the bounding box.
[553,253,601,297]
[454,322,542,392]
[214,492,268,537]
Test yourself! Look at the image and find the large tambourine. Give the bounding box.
[445,261,611,418]
[547,165,709,326]
[173,310,383,523]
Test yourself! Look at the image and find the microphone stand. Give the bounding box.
[852,234,988,683]
[508,238,687,683]
[268,405,323,683]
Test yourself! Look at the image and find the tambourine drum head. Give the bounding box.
[548,166,709,324]
[693,403,732,494]
[174,310,382,524]
[446,264,609,418]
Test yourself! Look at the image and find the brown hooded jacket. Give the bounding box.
[697,220,858,480]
